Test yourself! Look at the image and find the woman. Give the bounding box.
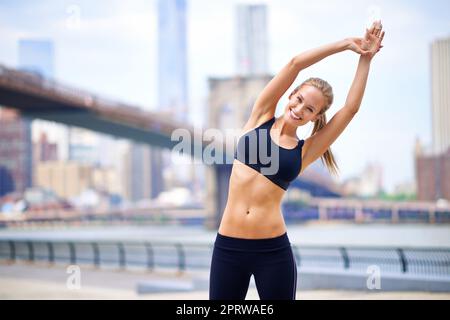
[209,21,385,300]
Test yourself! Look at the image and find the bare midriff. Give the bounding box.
[217,158,287,239]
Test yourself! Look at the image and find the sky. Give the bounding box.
[0,0,449,193]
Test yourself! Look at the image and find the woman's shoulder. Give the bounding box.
[240,113,275,135]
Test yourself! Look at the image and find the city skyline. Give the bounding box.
[0,0,449,192]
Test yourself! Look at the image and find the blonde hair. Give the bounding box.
[289,77,339,176]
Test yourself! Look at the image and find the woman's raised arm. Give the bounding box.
[300,21,385,173]
[250,39,351,121]
[344,22,385,113]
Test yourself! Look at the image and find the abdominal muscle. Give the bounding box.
[217,158,287,239]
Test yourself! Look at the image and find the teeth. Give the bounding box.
[290,109,300,120]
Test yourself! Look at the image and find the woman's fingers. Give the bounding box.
[371,20,382,36]
[369,22,376,35]
[360,21,384,56]
[376,21,383,37]
[370,21,377,35]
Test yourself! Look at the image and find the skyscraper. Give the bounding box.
[0,39,56,196]
[204,3,270,227]
[0,109,32,197]
[18,40,54,77]
[18,39,70,162]
[153,0,191,199]
[34,132,58,163]
[130,143,153,201]
[415,142,450,201]
[158,0,188,121]
[431,37,450,155]
[235,4,268,76]
[414,37,450,201]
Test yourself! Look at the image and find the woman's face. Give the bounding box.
[283,85,325,126]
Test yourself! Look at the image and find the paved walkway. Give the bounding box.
[0,263,449,300]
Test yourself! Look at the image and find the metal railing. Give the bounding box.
[282,204,450,223]
[1,239,449,278]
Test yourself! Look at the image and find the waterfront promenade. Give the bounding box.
[1,263,450,300]
[1,222,450,299]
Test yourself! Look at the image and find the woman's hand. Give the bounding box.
[346,20,385,59]
[362,20,385,59]
[346,37,371,55]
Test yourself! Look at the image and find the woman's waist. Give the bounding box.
[226,189,283,208]
[224,201,282,214]
[218,214,287,240]
[214,232,291,252]
[220,203,286,236]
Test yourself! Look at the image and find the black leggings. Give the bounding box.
[209,232,297,300]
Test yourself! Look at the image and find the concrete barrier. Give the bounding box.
[190,268,450,293]
[136,279,195,294]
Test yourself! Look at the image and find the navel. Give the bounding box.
[246,210,250,215]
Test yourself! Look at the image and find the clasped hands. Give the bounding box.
[346,20,385,59]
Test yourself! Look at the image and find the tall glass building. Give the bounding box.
[235,4,268,76]
[18,39,54,77]
[0,39,56,196]
[157,0,188,121]
[151,0,191,199]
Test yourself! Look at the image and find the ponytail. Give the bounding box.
[310,112,339,176]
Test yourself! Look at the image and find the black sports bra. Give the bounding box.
[234,116,304,190]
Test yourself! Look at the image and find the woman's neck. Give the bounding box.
[273,116,298,140]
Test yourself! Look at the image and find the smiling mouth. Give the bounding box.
[289,108,302,120]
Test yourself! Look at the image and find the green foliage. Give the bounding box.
[376,191,417,202]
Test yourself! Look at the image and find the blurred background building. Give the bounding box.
[431,37,450,156]
[0,108,32,197]
[415,37,450,201]
[151,0,201,203]
[341,162,383,198]
[236,4,268,76]
[19,39,70,162]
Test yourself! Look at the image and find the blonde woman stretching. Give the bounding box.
[209,21,385,300]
